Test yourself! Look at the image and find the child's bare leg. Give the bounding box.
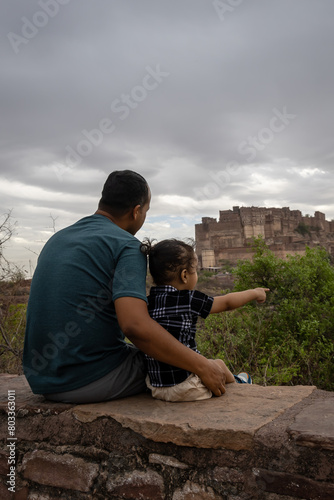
[213,359,235,384]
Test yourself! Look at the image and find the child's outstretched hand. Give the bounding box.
[211,287,270,313]
[254,288,270,303]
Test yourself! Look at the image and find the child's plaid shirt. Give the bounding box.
[146,285,214,387]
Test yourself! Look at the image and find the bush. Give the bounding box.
[197,238,334,390]
[197,269,215,282]
[0,301,26,374]
[0,211,27,373]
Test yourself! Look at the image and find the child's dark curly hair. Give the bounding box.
[141,238,197,286]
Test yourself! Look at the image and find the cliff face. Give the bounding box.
[195,206,334,267]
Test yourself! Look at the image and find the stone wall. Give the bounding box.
[195,206,334,267]
[1,374,334,499]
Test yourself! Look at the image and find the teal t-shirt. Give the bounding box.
[23,214,148,394]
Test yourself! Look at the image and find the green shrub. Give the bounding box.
[0,303,26,374]
[197,270,215,283]
[197,238,334,390]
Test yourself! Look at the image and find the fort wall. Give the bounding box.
[1,375,334,499]
[195,206,334,267]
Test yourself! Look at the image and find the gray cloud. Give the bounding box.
[1,0,334,271]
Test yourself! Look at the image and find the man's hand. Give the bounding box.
[197,358,227,396]
[115,297,228,396]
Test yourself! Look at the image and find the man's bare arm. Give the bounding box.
[114,296,227,396]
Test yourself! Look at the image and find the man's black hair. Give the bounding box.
[99,170,149,215]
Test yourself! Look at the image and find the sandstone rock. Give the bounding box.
[106,469,165,499]
[212,466,244,484]
[0,374,333,500]
[22,450,98,492]
[288,399,334,450]
[172,480,223,500]
[253,468,334,499]
[149,453,189,469]
[72,384,315,450]
[0,482,14,500]
[195,206,334,266]
[0,452,9,475]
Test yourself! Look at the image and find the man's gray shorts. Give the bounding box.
[44,345,147,404]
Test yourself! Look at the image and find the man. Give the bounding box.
[23,170,226,402]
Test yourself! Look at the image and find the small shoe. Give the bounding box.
[234,372,252,384]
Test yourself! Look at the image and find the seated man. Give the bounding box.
[23,170,227,403]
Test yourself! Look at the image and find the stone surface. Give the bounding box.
[106,469,165,499]
[253,468,334,499]
[149,453,189,469]
[0,374,333,500]
[22,450,98,492]
[0,482,13,500]
[0,452,9,475]
[288,399,334,450]
[172,481,223,500]
[0,483,29,500]
[28,492,70,500]
[265,495,308,500]
[212,466,244,484]
[72,384,316,450]
[12,486,29,499]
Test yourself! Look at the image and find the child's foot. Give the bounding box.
[234,372,252,384]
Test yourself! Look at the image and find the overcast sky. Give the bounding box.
[1,0,334,275]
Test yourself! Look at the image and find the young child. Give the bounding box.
[141,238,269,402]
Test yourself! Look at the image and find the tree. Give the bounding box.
[0,211,60,373]
[0,210,25,282]
[0,211,26,373]
[234,239,334,389]
[294,221,311,238]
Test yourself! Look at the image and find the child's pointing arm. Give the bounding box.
[210,288,269,314]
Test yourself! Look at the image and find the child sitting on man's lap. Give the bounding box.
[141,238,268,402]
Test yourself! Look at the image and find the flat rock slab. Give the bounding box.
[0,376,319,451]
[72,384,316,450]
[288,398,334,450]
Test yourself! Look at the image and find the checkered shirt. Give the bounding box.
[146,285,214,387]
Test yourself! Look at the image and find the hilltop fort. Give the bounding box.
[195,206,334,268]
